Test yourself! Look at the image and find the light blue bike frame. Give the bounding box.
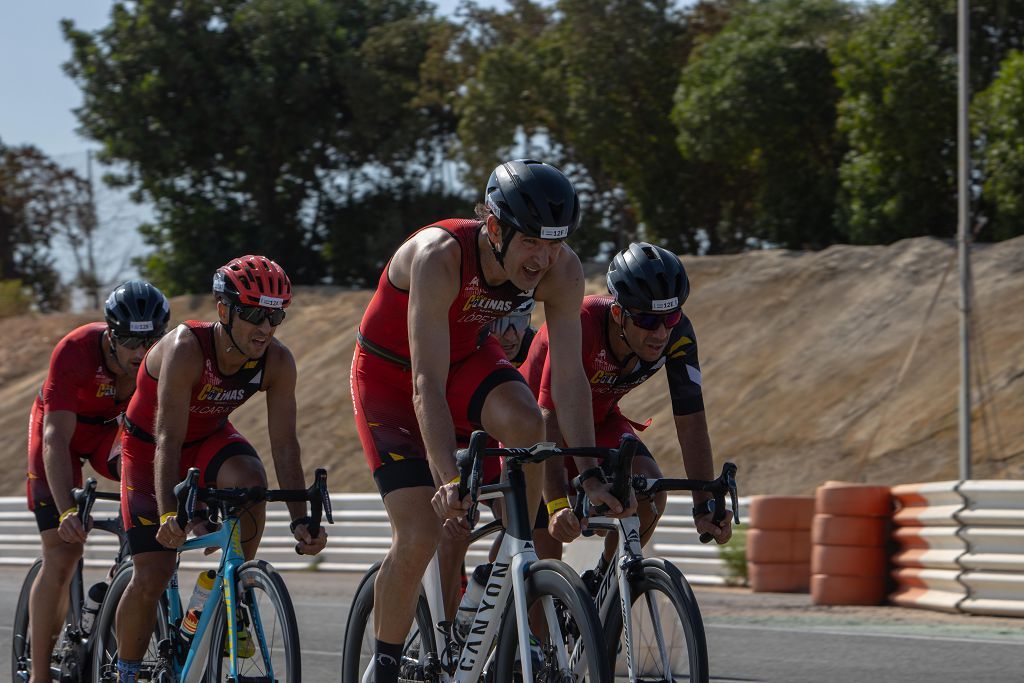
[164,515,274,681]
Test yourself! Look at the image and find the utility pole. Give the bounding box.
[957,0,972,479]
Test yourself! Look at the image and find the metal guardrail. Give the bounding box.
[0,494,745,585]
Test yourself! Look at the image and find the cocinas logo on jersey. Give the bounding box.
[196,384,247,402]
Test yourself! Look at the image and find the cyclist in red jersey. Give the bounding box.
[351,159,634,683]
[112,256,327,683]
[25,280,169,683]
[520,243,733,572]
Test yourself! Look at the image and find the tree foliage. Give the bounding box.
[63,0,453,293]
[0,142,99,311]
[674,0,851,250]
[974,50,1024,240]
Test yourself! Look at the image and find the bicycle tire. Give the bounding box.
[341,562,438,683]
[89,563,169,683]
[12,558,42,682]
[493,559,612,683]
[205,559,301,682]
[602,558,709,683]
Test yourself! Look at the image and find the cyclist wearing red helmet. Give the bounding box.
[25,280,169,683]
[113,255,326,683]
[352,160,635,683]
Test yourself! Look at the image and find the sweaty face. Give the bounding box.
[621,309,673,363]
[112,338,149,372]
[503,232,563,291]
[491,324,525,360]
[220,303,279,357]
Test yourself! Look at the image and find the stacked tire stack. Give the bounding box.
[746,496,816,592]
[811,482,893,605]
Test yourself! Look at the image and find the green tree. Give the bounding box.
[673,0,852,250]
[0,142,97,311]
[63,0,451,294]
[974,50,1024,240]
[833,0,1024,244]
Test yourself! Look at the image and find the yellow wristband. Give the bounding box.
[449,475,461,485]
[58,506,79,524]
[160,512,177,525]
[546,497,570,516]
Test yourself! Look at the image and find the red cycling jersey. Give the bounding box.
[27,323,124,528]
[358,219,534,364]
[38,322,126,419]
[125,321,266,442]
[520,295,704,423]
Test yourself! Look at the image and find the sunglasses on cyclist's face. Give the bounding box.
[234,304,286,327]
[490,314,530,336]
[112,332,161,350]
[623,308,682,331]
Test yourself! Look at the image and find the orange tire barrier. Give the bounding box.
[816,482,892,517]
[811,483,892,606]
[746,529,811,564]
[748,496,816,530]
[749,562,810,593]
[745,496,815,593]
[812,514,888,547]
[811,544,888,577]
[811,574,887,606]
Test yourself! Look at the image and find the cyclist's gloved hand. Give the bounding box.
[431,481,470,522]
[548,507,581,543]
[694,505,733,545]
[157,514,187,549]
[292,521,328,556]
[57,512,89,544]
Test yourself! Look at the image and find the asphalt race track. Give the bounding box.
[2,567,1021,682]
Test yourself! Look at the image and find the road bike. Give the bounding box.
[341,433,634,683]
[12,478,167,682]
[91,467,333,682]
[569,447,739,683]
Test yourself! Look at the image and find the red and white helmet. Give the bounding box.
[212,255,292,309]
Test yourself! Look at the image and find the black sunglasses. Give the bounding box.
[234,304,286,327]
[623,308,683,331]
[112,332,161,350]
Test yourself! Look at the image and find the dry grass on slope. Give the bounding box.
[1,236,1021,496]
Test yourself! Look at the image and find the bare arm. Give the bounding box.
[154,330,202,517]
[265,343,327,554]
[264,343,306,521]
[541,407,568,504]
[674,412,715,505]
[675,411,731,543]
[41,410,78,515]
[408,237,462,484]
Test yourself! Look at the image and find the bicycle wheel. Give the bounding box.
[205,559,301,682]
[494,559,612,683]
[90,563,170,683]
[341,562,438,683]
[603,558,708,683]
[12,559,42,682]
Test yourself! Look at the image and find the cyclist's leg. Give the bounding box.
[198,428,266,559]
[26,410,85,683]
[116,433,176,670]
[632,455,666,548]
[457,338,545,523]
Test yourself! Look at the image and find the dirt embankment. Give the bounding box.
[2,236,1022,495]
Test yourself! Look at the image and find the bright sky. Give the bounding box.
[0,0,497,157]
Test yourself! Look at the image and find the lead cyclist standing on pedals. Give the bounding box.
[24,280,169,683]
[113,255,328,683]
[350,159,636,683]
[519,243,733,580]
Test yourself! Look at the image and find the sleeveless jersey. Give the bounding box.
[38,322,125,421]
[521,295,704,422]
[126,321,266,442]
[359,219,534,364]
